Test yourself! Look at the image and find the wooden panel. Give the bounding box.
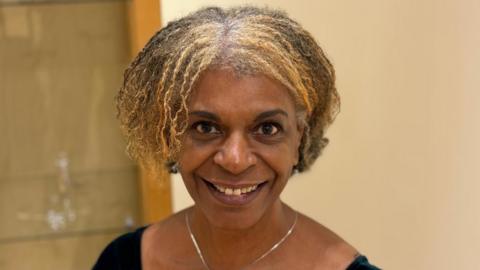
[0,3,139,269]
[0,232,121,270]
[139,163,172,224]
[127,0,161,56]
[126,0,172,224]
[0,2,132,178]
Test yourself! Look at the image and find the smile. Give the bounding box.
[200,177,268,205]
[212,183,258,196]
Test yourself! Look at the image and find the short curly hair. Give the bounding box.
[116,6,340,173]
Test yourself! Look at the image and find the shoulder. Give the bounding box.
[294,213,381,270]
[346,255,381,270]
[142,208,190,254]
[92,209,192,270]
[293,213,360,270]
[92,226,146,270]
[141,208,197,268]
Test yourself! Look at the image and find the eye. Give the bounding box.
[254,122,281,136]
[192,121,220,134]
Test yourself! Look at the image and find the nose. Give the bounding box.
[213,132,257,175]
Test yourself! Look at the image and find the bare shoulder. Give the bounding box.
[293,213,359,270]
[141,208,196,269]
[143,208,189,242]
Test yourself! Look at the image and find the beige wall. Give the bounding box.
[164,0,480,269]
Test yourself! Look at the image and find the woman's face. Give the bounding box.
[177,68,303,229]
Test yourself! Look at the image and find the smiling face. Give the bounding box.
[177,68,304,229]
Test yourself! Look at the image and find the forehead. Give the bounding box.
[188,69,296,115]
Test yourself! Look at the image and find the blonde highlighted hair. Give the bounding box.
[117,6,339,172]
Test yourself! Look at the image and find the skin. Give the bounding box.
[141,69,358,270]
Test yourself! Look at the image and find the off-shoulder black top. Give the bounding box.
[93,227,380,270]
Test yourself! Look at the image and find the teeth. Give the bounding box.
[213,183,260,196]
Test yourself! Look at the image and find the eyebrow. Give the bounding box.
[189,109,288,122]
[254,109,289,122]
[189,111,220,121]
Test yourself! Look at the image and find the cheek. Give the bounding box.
[176,141,208,200]
[177,138,212,171]
[259,143,297,175]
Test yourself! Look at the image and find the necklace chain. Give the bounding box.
[185,211,298,270]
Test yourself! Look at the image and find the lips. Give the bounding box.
[200,177,268,205]
[212,182,259,195]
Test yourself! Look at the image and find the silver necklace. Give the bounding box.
[185,211,298,270]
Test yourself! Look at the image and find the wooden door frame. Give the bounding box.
[126,0,172,224]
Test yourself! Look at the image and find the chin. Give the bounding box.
[183,171,286,229]
[200,205,268,230]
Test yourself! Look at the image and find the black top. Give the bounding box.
[93,227,380,270]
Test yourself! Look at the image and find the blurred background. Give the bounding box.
[0,0,479,269]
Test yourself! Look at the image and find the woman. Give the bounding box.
[94,6,380,270]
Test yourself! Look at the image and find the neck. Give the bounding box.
[188,200,296,270]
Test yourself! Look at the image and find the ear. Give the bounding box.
[296,119,305,136]
[294,120,305,166]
